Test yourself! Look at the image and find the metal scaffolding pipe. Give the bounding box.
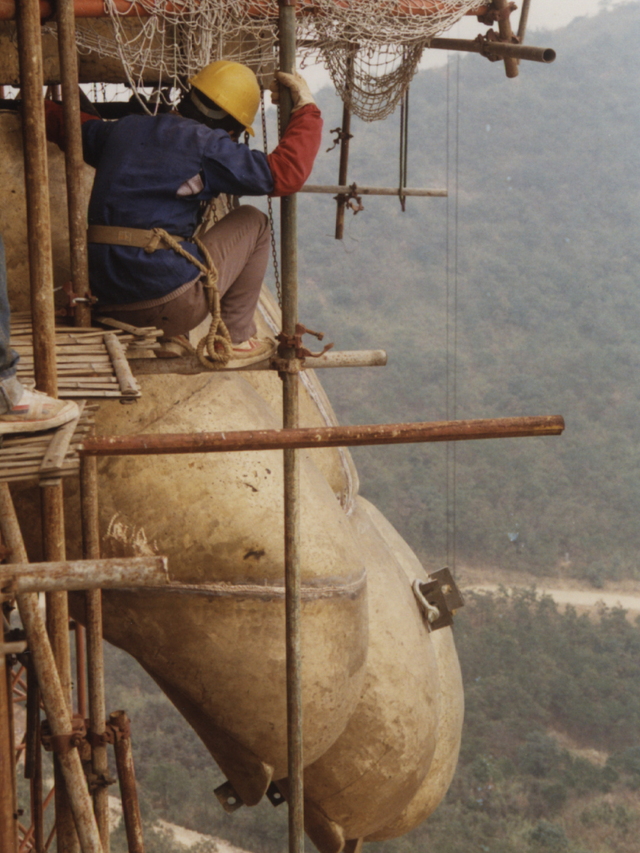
[0,485,104,853]
[0,557,169,595]
[129,349,388,375]
[493,0,519,77]
[15,0,58,396]
[302,185,447,197]
[81,456,110,853]
[110,712,145,853]
[78,415,564,457]
[428,37,555,64]
[0,606,16,853]
[278,3,304,853]
[0,0,490,21]
[56,0,92,326]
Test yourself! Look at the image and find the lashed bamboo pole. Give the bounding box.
[0,485,103,853]
[78,415,565,457]
[278,3,304,853]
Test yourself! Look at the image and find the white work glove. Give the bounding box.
[270,71,316,112]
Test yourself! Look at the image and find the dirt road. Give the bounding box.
[458,567,640,620]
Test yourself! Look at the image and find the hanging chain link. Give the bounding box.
[261,86,282,309]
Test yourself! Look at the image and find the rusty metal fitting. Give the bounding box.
[86,770,117,793]
[477,1,517,25]
[108,710,132,741]
[41,715,87,754]
[86,726,115,747]
[333,182,364,216]
[276,323,334,361]
[327,127,354,153]
[476,29,520,62]
[271,356,304,374]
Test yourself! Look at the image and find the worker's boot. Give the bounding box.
[0,376,79,434]
[216,336,277,368]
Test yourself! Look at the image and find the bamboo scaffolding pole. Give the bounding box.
[302,185,447,197]
[78,415,565,458]
[0,485,104,853]
[0,557,170,595]
[129,349,388,375]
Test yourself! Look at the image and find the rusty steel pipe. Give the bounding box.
[57,0,92,326]
[493,0,519,78]
[302,185,447,197]
[0,0,490,21]
[0,557,170,595]
[16,0,58,396]
[0,485,104,853]
[428,37,555,64]
[0,615,16,853]
[110,712,144,853]
[41,486,79,853]
[81,455,109,853]
[75,624,88,719]
[278,3,304,853]
[78,415,565,458]
[129,349,388,375]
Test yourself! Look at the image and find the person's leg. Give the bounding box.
[199,205,271,344]
[0,233,79,432]
[0,233,23,414]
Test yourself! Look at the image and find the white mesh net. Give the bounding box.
[53,1,482,120]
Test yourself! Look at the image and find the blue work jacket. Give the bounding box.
[82,114,274,305]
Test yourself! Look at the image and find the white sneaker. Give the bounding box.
[0,387,79,434]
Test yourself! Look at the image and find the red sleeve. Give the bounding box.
[267,104,323,197]
[44,100,101,149]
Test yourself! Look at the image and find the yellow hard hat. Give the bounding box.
[189,60,260,137]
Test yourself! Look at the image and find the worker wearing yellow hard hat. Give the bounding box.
[44,60,322,368]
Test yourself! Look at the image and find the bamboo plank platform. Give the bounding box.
[9,312,162,400]
[0,401,96,487]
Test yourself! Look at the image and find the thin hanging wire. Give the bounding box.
[398,84,409,211]
[445,49,460,576]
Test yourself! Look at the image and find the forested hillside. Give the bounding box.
[272,3,640,582]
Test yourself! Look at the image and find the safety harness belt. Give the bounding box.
[87,224,188,252]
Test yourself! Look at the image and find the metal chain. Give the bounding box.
[261,86,282,308]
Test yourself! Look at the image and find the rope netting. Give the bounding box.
[47,0,482,120]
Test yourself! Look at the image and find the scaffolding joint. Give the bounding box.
[476,29,520,62]
[276,323,334,361]
[477,1,517,26]
[327,127,353,153]
[41,714,87,754]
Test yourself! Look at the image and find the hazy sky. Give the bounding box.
[303,0,637,89]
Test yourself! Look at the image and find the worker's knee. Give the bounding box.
[236,204,269,236]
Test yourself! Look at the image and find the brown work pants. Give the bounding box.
[96,205,271,342]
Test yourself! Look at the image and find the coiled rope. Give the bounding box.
[146,227,233,370]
